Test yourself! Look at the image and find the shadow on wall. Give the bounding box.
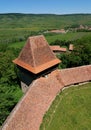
[17,64,58,93]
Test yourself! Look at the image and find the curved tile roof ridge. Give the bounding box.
[1,70,64,130]
[1,65,91,130]
[59,65,91,86]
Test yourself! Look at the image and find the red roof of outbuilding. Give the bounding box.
[13,35,61,74]
[50,45,67,52]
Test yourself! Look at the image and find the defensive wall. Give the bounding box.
[1,65,91,130]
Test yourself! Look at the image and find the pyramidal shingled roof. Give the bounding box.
[13,35,61,74]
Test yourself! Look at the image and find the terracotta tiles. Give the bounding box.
[2,71,64,130]
[2,65,91,130]
[13,35,61,74]
[13,58,60,74]
[58,65,91,86]
[50,45,67,52]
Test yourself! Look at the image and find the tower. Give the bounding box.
[13,35,61,92]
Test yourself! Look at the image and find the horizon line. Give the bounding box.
[0,12,91,15]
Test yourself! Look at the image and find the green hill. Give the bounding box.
[0,13,91,30]
[0,13,91,45]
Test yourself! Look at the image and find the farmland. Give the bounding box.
[5,32,91,49]
[40,83,91,130]
[0,13,91,29]
[0,13,91,45]
[45,32,91,43]
[0,13,91,126]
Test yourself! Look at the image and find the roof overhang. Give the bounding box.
[13,58,61,74]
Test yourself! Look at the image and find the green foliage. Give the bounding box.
[0,45,23,126]
[0,13,91,45]
[0,84,22,125]
[0,48,17,84]
[0,13,91,126]
[0,13,91,29]
[0,29,40,44]
[57,35,91,68]
[50,39,71,48]
[70,24,80,28]
[45,32,91,44]
[40,83,91,130]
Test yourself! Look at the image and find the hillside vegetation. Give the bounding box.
[0,13,91,44]
[0,13,91,29]
[0,13,91,126]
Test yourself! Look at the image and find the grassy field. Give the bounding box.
[40,82,91,130]
[45,32,91,43]
[0,13,91,45]
[0,14,91,29]
[8,32,91,49]
[8,41,25,48]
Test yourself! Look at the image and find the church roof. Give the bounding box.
[13,35,61,74]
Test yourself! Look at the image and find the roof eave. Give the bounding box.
[13,58,61,74]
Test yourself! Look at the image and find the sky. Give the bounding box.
[0,0,91,14]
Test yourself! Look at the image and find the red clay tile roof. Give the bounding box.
[2,71,64,130]
[50,45,67,52]
[13,35,61,74]
[1,65,91,130]
[58,65,91,86]
[13,58,60,74]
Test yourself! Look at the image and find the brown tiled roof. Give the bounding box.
[50,45,67,52]
[58,65,91,86]
[2,71,64,130]
[1,65,91,130]
[13,35,61,74]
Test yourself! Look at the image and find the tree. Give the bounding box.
[58,35,91,68]
[0,46,23,125]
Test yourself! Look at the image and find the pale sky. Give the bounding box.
[0,0,91,14]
